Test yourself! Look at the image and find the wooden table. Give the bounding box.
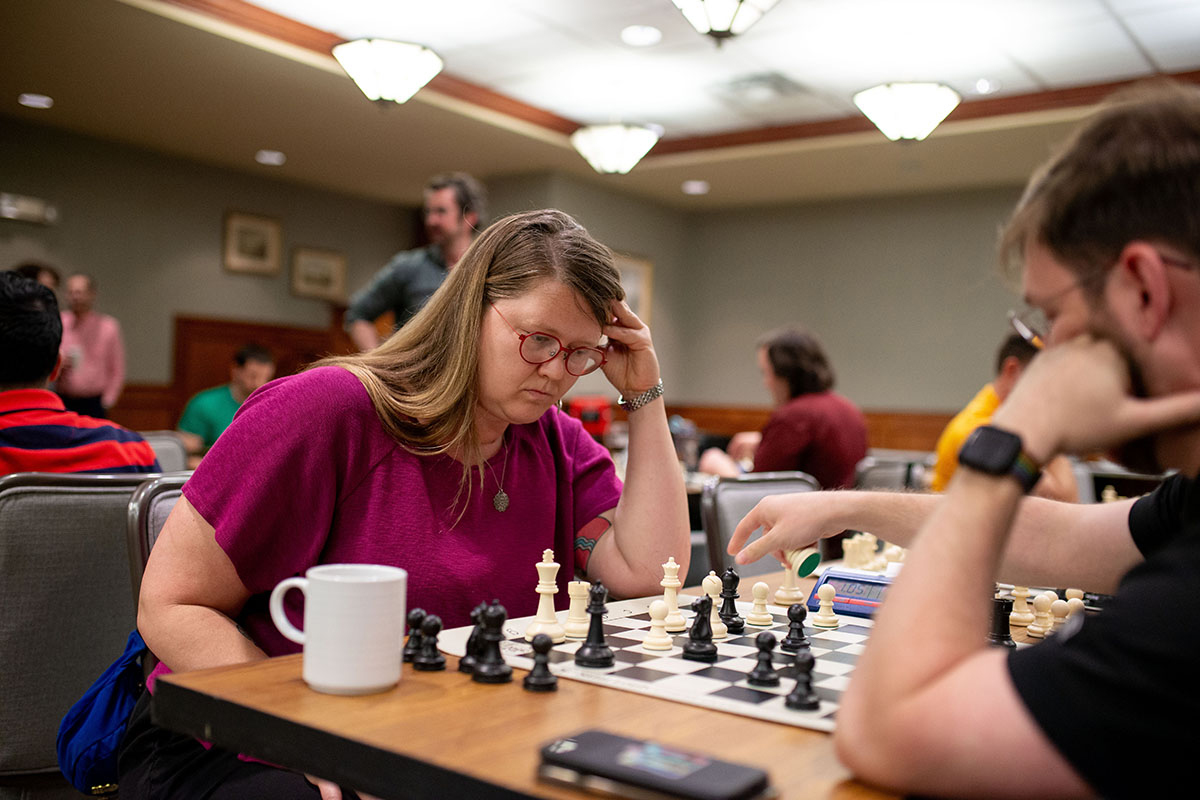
[152,572,896,800]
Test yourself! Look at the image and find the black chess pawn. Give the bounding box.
[472,601,513,683]
[718,567,745,634]
[523,633,558,692]
[780,603,811,653]
[747,631,781,686]
[784,648,820,711]
[575,582,615,668]
[412,614,446,671]
[682,595,718,663]
[987,596,1016,650]
[403,608,426,663]
[458,601,488,674]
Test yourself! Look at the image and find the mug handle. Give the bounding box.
[269,577,307,645]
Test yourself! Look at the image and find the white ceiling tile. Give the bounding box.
[1119,4,1200,72]
[994,17,1155,87]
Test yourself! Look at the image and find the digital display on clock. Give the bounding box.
[826,577,889,602]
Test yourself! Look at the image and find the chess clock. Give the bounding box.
[805,568,893,619]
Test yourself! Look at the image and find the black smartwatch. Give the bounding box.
[957,425,1042,493]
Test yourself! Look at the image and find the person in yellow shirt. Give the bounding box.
[931,334,1078,501]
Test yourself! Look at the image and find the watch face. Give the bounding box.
[960,426,1022,475]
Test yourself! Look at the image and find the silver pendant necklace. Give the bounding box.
[487,438,510,512]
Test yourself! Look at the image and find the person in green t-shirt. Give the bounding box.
[177,344,275,464]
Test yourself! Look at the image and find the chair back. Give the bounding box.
[854,452,933,491]
[136,430,189,473]
[126,473,190,606]
[701,471,820,578]
[0,472,157,786]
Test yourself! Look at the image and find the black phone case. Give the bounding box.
[538,729,773,800]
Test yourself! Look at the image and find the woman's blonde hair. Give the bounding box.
[317,208,624,480]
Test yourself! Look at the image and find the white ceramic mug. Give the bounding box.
[269,563,407,695]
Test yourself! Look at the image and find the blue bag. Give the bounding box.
[57,630,147,795]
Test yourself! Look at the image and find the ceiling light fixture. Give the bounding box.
[332,39,443,104]
[621,25,663,47]
[671,0,780,43]
[570,124,661,174]
[18,93,54,110]
[681,180,710,195]
[852,82,961,142]
[255,149,287,166]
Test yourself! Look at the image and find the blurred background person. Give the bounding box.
[176,343,276,467]
[56,273,126,419]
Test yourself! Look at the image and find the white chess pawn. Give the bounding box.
[643,600,674,650]
[564,580,590,639]
[1049,599,1069,635]
[1066,597,1086,618]
[525,549,566,643]
[660,556,687,632]
[1026,592,1054,638]
[703,572,728,639]
[1065,588,1085,604]
[747,581,774,627]
[1009,586,1034,627]
[812,583,839,629]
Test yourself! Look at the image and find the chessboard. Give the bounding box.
[439,594,872,733]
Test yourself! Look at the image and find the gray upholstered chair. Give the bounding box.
[854,452,934,491]
[126,473,190,607]
[0,472,160,799]
[136,430,189,473]
[701,471,820,579]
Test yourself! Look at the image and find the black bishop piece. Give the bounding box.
[574,582,615,668]
[718,567,745,634]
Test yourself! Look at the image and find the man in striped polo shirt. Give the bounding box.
[0,271,159,476]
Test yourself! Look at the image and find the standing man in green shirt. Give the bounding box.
[176,344,275,465]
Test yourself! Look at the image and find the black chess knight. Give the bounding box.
[682,595,718,662]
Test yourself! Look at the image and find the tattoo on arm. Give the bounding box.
[574,515,612,575]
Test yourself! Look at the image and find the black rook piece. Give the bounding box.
[472,601,514,683]
[784,648,820,711]
[780,603,810,652]
[575,582,615,668]
[719,567,745,634]
[412,614,446,671]
[987,596,1016,650]
[458,601,488,674]
[682,595,718,663]
[747,631,781,686]
[403,608,426,663]
[523,633,558,692]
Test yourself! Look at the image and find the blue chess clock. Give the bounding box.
[805,568,894,619]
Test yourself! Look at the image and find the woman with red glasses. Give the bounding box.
[121,209,689,800]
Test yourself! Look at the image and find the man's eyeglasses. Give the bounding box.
[1008,252,1197,349]
[491,305,607,377]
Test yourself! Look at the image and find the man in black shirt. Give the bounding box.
[728,80,1200,798]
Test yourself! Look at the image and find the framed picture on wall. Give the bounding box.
[223,211,282,275]
[290,246,347,302]
[614,253,653,325]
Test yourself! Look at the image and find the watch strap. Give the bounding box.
[618,379,664,413]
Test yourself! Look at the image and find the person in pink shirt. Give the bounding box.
[57,273,125,419]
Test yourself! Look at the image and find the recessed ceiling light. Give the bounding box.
[973,78,1000,95]
[681,180,710,195]
[255,149,287,166]
[621,25,662,47]
[18,93,53,109]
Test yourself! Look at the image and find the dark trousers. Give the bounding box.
[118,693,363,800]
[58,393,106,419]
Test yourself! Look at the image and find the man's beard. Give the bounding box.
[1102,334,1163,474]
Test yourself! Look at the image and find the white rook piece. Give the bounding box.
[661,556,687,632]
[564,580,590,639]
[774,548,817,605]
[524,549,566,643]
